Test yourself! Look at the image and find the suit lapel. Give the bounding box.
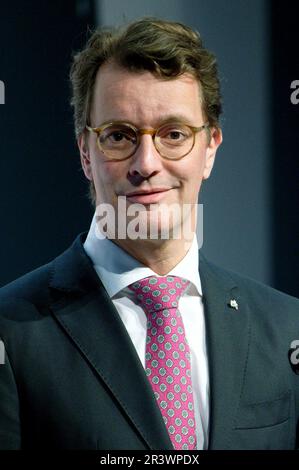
[198,252,251,449]
[49,233,173,450]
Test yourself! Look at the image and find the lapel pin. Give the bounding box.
[229,299,239,310]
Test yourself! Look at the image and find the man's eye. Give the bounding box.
[100,128,136,144]
[161,128,188,141]
[168,130,184,140]
[109,132,126,142]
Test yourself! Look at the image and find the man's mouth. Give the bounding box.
[125,188,172,204]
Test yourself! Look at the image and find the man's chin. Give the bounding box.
[95,197,196,241]
[124,215,187,241]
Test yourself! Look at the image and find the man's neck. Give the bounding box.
[111,236,194,275]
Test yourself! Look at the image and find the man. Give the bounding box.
[0,17,298,450]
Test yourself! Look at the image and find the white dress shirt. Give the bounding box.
[84,213,210,449]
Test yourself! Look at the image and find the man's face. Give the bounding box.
[79,62,222,240]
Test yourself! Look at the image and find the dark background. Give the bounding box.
[0,1,95,284]
[271,3,299,296]
[0,0,298,297]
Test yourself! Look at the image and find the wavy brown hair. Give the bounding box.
[70,17,222,205]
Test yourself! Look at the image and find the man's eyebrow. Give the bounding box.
[155,114,195,126]
[93,114,196,128]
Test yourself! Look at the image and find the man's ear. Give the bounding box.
[78,133,93,181]
[202,127,223,180]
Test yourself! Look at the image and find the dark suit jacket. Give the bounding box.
[0,232,298,450]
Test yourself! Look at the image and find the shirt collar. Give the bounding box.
[83,212,202,298]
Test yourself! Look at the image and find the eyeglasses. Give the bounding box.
[85,121,209,161]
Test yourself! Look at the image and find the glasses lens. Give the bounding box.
[156,123,194,159]
[98,124,137,159]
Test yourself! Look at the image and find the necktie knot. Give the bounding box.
[128,275,190,315]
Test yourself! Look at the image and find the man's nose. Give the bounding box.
[127,134,164,178]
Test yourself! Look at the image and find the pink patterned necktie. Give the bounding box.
[128,275,197,450]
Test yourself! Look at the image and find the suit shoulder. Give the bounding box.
[229,268,298,309]
[0,233,88,322]
[200,252,299,313]
[0,260,53,306]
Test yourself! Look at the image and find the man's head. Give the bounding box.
[70,17,222,243]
